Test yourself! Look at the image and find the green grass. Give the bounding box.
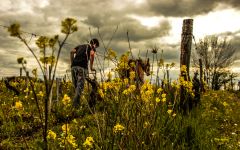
[0,79,240,149]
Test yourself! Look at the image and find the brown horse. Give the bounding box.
[120,58,150,84]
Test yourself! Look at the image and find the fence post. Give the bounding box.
[20,68,22,77]
[180,19,193,114]
[199,59,205,92]
[180,19,193,79]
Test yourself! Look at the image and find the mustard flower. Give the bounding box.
[98,89,104,98]
[157,88,163,94]
[124,78,129,85]
[83,136,94,149]
[24,87,29,93]
[167,109,173,114]
[161,93,166,98]
[47,130,57,140]
[62,124,70,133]
[66,134,78,148]
[161,97,166,102]
[129,71,135,80]
[143,121,150,128]
[37,91,44,97]
[223,101,228,107]
[62,94,71,105]
[113,123,125,134]
[155,97,160,103]
[15,101,23,110]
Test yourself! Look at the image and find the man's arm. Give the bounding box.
[70,48,76,65]
[90,49,95,71]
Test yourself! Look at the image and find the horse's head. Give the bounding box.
[143,58,150,76]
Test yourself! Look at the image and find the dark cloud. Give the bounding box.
[146,0,240,17]
[0,0,240,78]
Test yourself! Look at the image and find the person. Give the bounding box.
[70,38,99,108]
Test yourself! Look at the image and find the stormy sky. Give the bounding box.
[0,0,240,80]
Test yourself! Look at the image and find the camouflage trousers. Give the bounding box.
[71,66,88,108]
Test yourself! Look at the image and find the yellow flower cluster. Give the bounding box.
[15,101,23,110]
[62,124,70,133]
[167,109,176,117]
[98,79,122,99]
[24,87,29,93]
[157,88,163,94]
[106,48,117,59]
[171,80,180,89]
[179,77,194,96]
[65,134,78,148]
[161,93,167,102]
[62,94,71,106]
[180,65,187,75]
[122,85,136,95]
[129,71,135,81]
[116,52,130,77]
[59,124,78,148]
[140,81,154,103]
[143,121,150,128]
[155,93,167,103]
[83,136,94,149]
[59,133,78,148]
[47,130,57,140]
[113,123,125,134]
[223,101,228,107]
[98,89,105,98]
[37,91,44,97]
[100,80,121,91]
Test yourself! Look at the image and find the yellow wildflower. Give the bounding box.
[15,101,23,110]
[47,130,57,140]
[37,91,44,97]
[98,89,104,98]
[180,65,187,74]
[62,94,71,105]
[155,97,160,103]
[157,88,163,94]
[161,93,166,98]
[124,78,129,85]
[129,85,136,92]
[223,102,228,107]
[129,71,135,80]
[143,121,150,128]
[62,124,70,133]
[167,109,173,114]
[161,97,166,102]
[66,134,77,148]
[83,136,94,149]
[24,88,29,93]
[113,123,125,134]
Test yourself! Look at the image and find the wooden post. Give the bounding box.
[199,59,205,92]
[180,19,193,80]
[20,68,22,77]
[180,19,193,114]
[49,65,51,80]
[166,69,170,89]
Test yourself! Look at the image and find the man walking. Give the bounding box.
[70,38,99,108]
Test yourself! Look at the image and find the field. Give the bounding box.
[1,18,239,150]
[0,77,240,150]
